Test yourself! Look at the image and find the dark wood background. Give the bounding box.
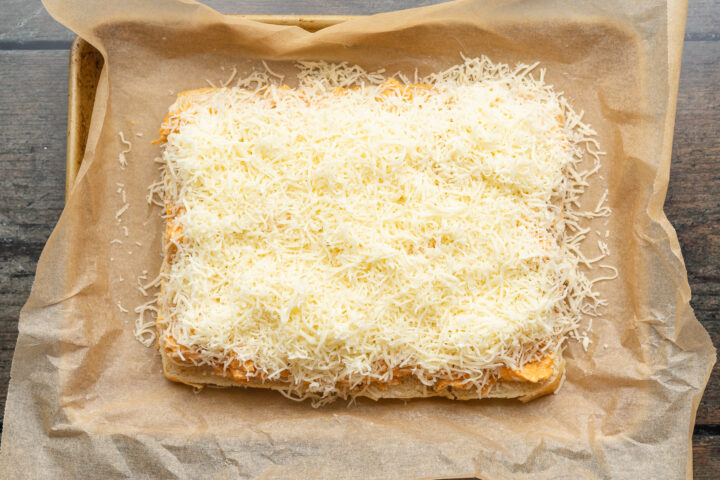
[0,0,717,476]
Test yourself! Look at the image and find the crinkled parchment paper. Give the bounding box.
[1,0,714,478]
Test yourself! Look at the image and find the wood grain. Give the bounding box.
[0,50,68,409]
[696,323,720,424]
[667,41,720,319]
[0,1,71,45]
[693,432,720,480]
[666,40,720,426]
[686,0,720,41]
[1,0,718,45]
[665,40,719,428]
[0,252,39,411]
[0,51,67,245]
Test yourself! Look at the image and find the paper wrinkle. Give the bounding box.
[1,0,714,479]
[113,434,188,479]
[27,280,94,310]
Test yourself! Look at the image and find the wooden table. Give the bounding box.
[0,0,717,476]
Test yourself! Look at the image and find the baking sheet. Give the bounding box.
[2,0,715,478]
[67,37,103,199]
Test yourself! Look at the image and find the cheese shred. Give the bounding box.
[118,131,132,169]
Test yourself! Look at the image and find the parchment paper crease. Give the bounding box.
[1,0,714,478]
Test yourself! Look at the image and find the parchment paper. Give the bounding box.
[2,0,715,478]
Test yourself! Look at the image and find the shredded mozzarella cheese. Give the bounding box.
[115,203,129,220]
[135,300,158,347]
[118,132,132,169]
[154,56,608,401]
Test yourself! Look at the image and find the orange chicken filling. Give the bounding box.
[162,334,554,391]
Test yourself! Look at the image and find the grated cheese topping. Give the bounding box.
[155,56,607,401]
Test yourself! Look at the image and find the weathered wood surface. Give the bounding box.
[0,50,68,416]
[666,40,720,427]
[0,1,717,476]
[693,431,720,480]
